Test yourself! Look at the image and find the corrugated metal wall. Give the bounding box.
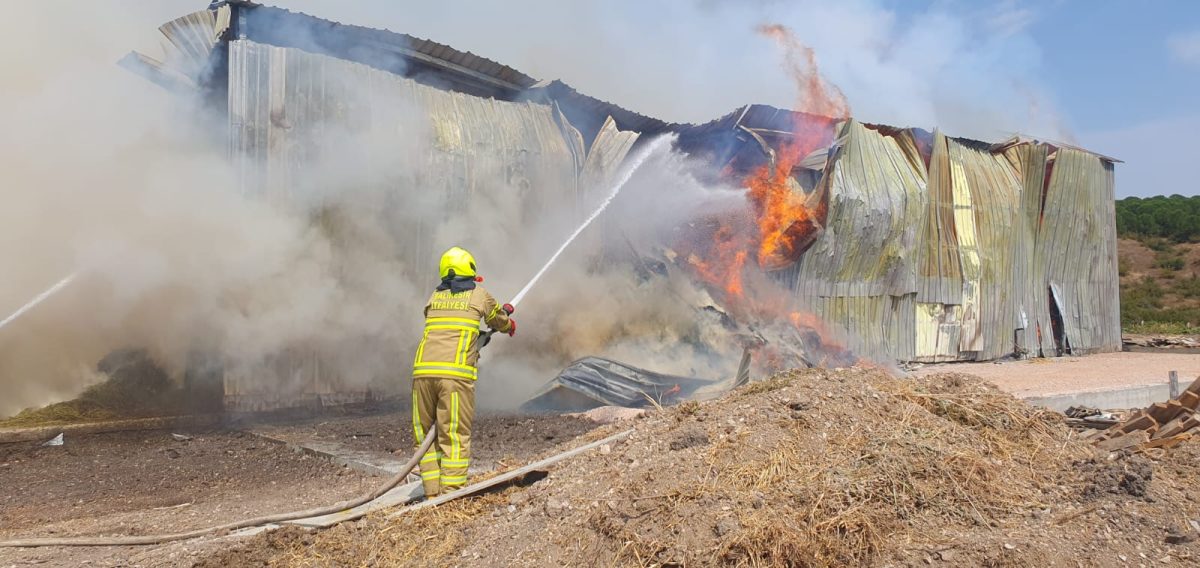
[795,120,1121,363]
[1038,148,1122,354]
[223,40,602,408]
[788,121,927,361]
[219,40,1119,407]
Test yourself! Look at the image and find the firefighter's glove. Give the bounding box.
[507,319,517,337]
[502,303,515,315]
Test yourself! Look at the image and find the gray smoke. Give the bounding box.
[0,1,431,416]
[0,0,1064,417]
[275,0,1071,141]
[0,0,721,416]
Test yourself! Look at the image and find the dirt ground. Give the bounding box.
[0,429,373,567]
[1119,238,1200,285]
[912,351,1200,397]
[0,411,601,567]
[10,364,1200,567]
[244,407,601,472]
[198,368,1200,567]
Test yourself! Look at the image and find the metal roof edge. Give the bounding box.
[226,2,539,93]
[524,79,674,135]
[989,133,1122,163]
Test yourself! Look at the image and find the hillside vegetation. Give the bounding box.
[1116,195,1200,333]
[1116,194,1200,244]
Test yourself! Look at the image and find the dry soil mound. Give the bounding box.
[202,368,1200,567]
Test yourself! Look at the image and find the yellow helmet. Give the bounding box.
[439,246,477,279]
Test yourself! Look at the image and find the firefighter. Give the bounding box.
[411,246,514,498]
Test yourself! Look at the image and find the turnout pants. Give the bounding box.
[412,376,475,497]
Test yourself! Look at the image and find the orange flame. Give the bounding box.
[688,222,750,299]
[686,25,851,323]
[757,24,850,120]
[748,24,849,271]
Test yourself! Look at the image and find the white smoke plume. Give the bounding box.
[278,0,1070,141]
[0,1,432,416]
[0,1,719,417]
[0,0,1068,417]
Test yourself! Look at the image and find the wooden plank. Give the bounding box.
[1148,403,1182,424]
[1118,414,1157,434]
[1154,415,1190,440]
[1141,432,1193,450]
[1180,391,1200,410]
[1155,415,1199,440]
[1096,430,1149,452]
[1170,371,1180,400]
[1155,401,1187,424]
[1185,375,1200,396]
[389,429,634,519]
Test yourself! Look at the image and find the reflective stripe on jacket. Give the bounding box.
[412,285,511,381]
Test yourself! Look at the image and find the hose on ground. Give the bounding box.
[0,428,437,548]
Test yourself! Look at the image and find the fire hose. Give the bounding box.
[2,288,511,548]
[0,139,656,549]
[0,429,436,548]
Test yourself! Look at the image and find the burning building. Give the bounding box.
[125,2,1120,411]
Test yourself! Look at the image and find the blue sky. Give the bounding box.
[1025,1,1198,132]
[979,1,1199,198]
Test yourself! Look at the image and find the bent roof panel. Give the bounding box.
[225,2,539,96]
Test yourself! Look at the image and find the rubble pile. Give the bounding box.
[1092,375,1200,453]
[1123,334,1200,349]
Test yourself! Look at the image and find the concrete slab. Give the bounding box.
[247,429,413,478]
[911,351,1199,399]
[1024,384,1173,412]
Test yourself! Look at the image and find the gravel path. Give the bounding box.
[911,351,1200,397]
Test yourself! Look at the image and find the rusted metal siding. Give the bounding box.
[916,131,963,306]
[791,121,926,300]
[789,120,927,360]
[227,38,580,237]
[946,138,1025,360]
[1006,143,1056,356]
[796,122,1120,364]
[579,116,640,259]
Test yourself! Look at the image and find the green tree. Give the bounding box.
[1115,194,1200,243]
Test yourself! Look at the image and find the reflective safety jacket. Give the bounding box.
[412,285,512,381]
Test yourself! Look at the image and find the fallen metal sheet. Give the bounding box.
[521,357,736,412]
[247,428,417,478]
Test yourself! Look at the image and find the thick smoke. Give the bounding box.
[277,0,1070,141]
[0,0,1063,417]
[0,1,730,417]
[478,143,746,410]
[0,1,431,416]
